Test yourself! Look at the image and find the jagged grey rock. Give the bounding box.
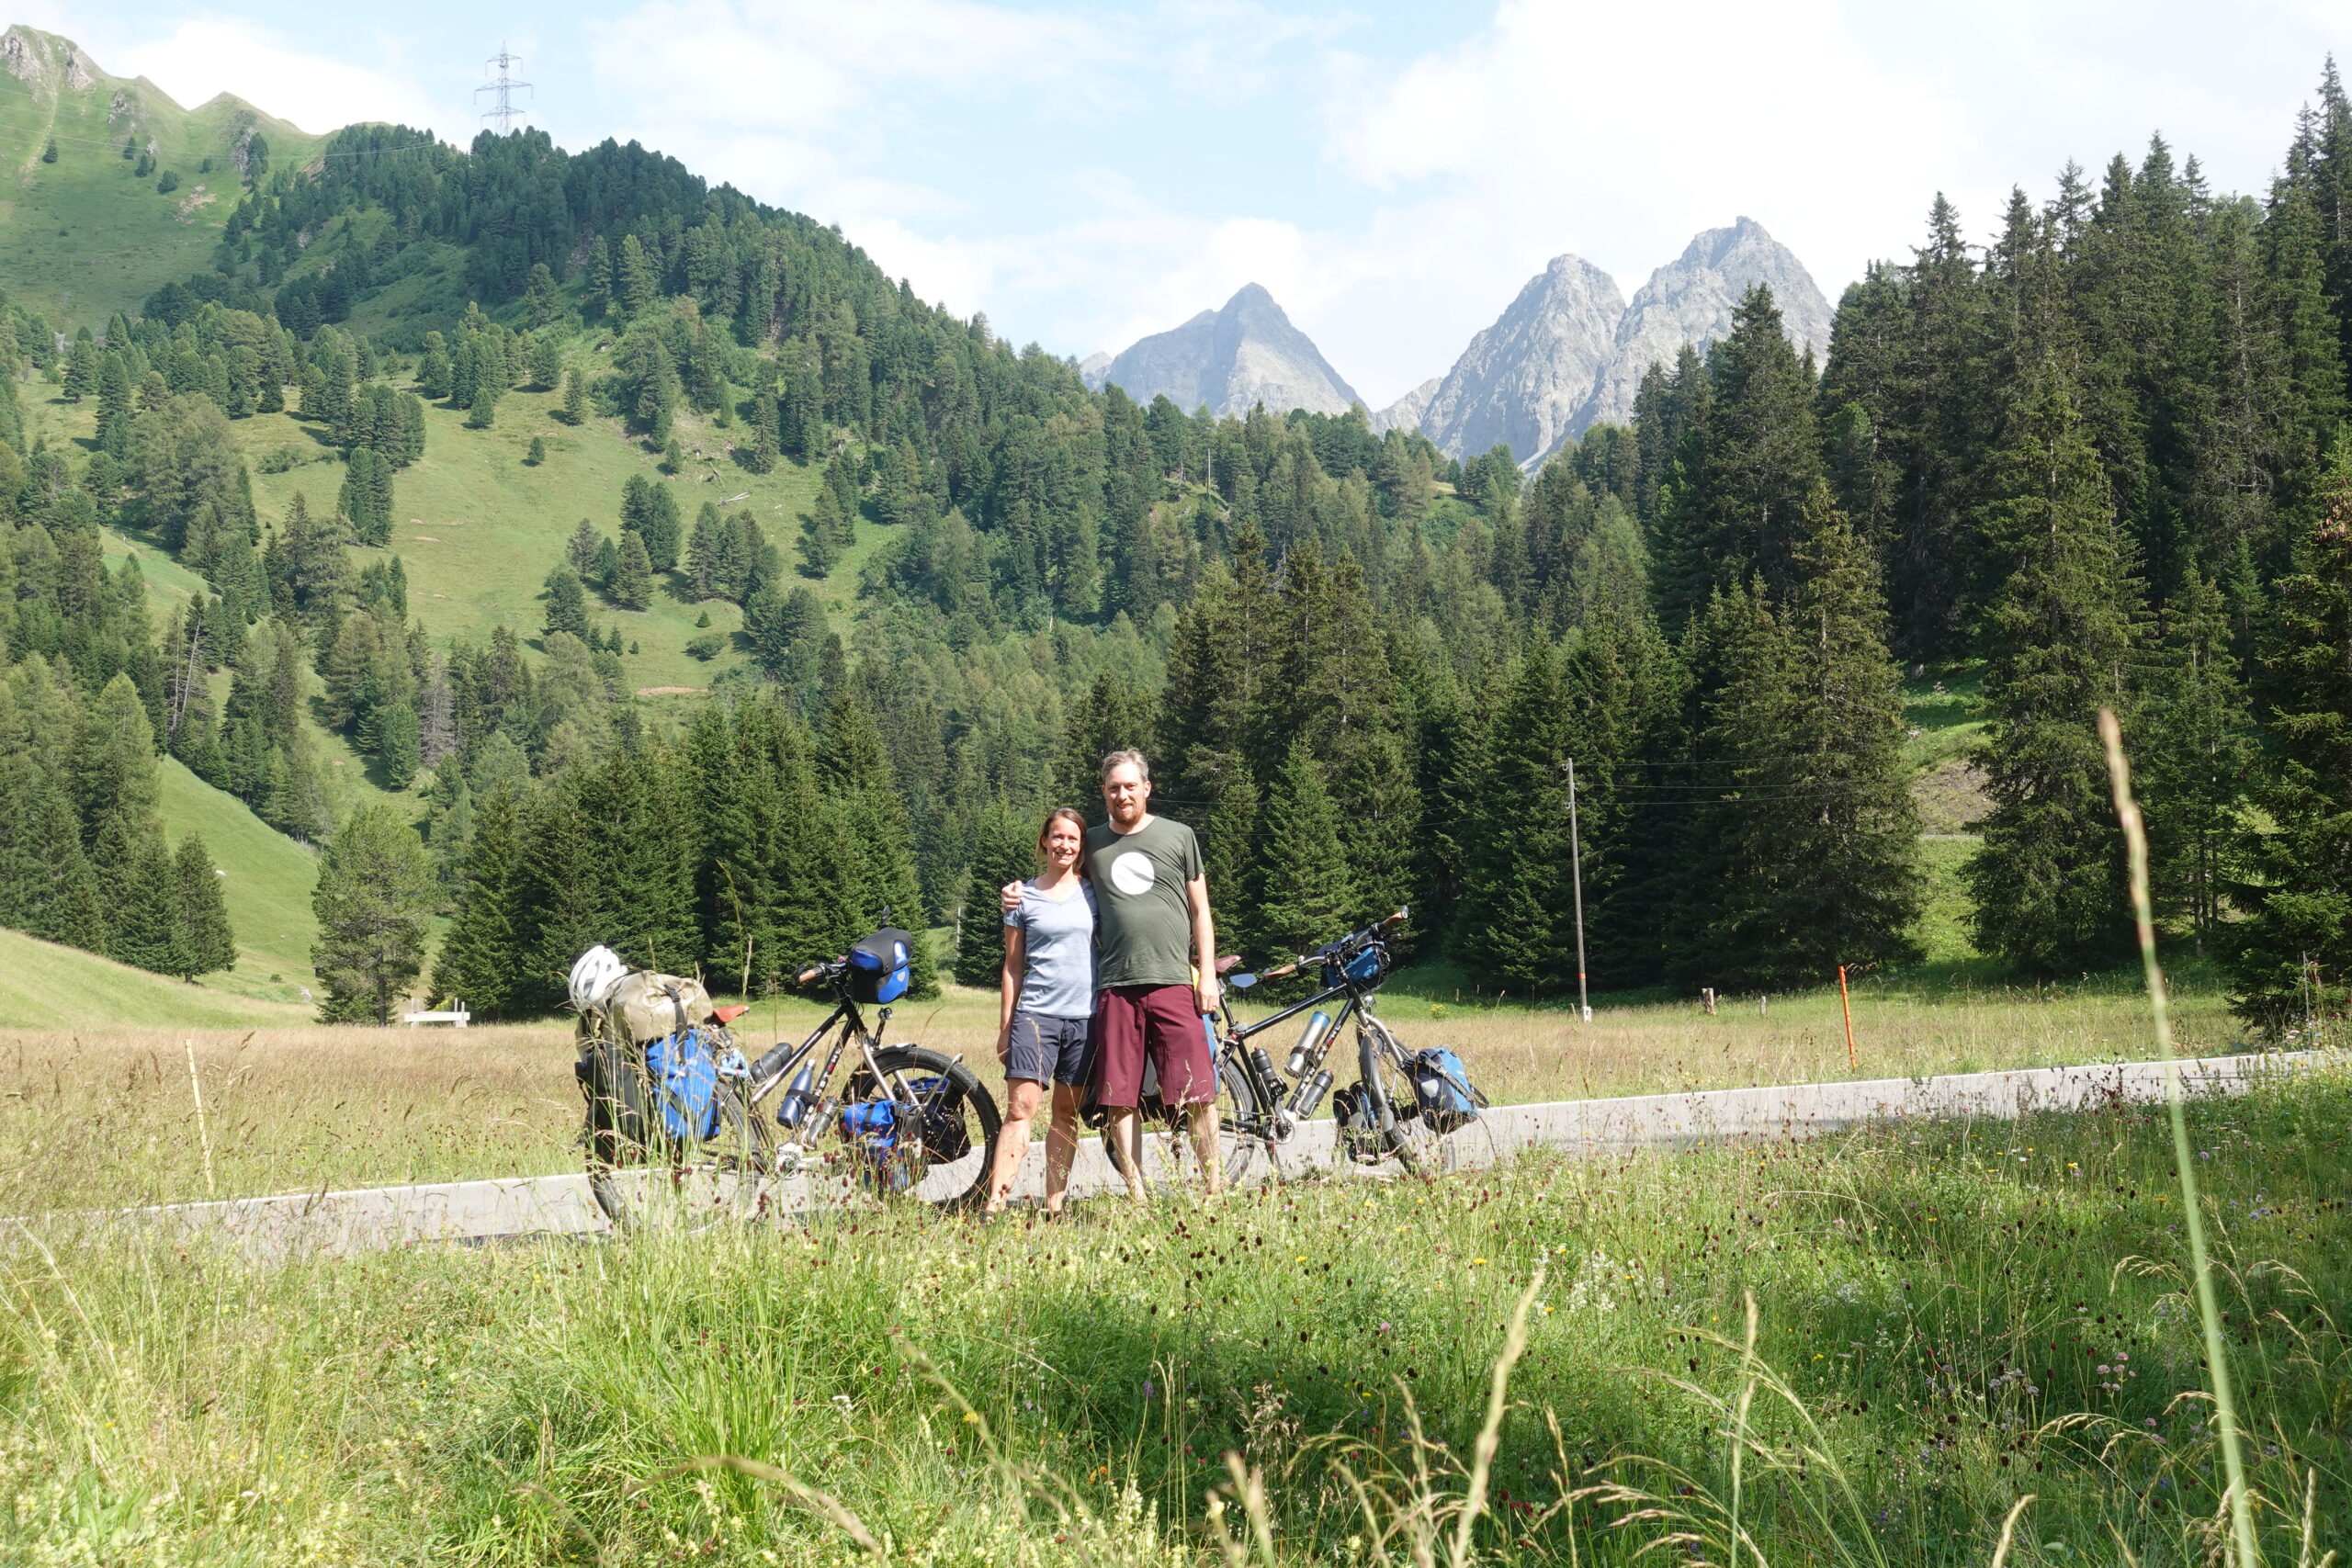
[1372,377,1441,436]
[1077,351,1113,392]
[1573,217,1835,446]
[1419,254,1626,468]
[1408,219,1836,470]
[1096,284,1361,417]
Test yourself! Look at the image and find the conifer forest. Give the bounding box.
[3,70,2350,1034]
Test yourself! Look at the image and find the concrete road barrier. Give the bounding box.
[17,1050,2322,1263]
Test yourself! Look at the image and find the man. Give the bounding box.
[1005,749,1222,1201]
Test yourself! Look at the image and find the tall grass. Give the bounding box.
[3,1064,2346,1563]
[0,963,2260,1215]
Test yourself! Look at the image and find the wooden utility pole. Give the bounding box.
[1566,757,1589,1022]
[1838,964,1858,1069]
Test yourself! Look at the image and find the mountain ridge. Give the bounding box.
[1092,283,1362,418]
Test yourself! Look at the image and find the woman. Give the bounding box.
[983,807,1096,1215]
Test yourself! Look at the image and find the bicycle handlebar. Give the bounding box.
[1254,908,1408,980]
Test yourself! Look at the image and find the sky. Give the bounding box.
[26,0,2352,406]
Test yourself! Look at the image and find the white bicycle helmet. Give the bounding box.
[568,944,628,1013]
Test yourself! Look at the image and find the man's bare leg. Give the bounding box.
[1044,1084,1082,1213]
[1105,1110,1149,1202]
[1186,1099,1223,1197]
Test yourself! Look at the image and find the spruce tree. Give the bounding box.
[953,805,1035,987]
[311,804,435,1023]
[526,436,546,466]
[1675,499,1923,988]
[169,833,237,979]
[1453,641,1580,996]
[529,333,562,390]
[107,838,182,975]
[2227,434,2352,1027]
[1966,367,2141,973]
[1250,740,1360,969]
[2135,565,2254,950]
[797,510,834,578]
[543,567,592,639]
[613,530,655,610]
[819,693,939,996]
[0,684,108,953]
[432,785,532,1018]
[562,367,588,425]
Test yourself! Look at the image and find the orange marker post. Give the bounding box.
[1838,964,1858,1070]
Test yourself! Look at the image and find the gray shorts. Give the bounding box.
[1005,1011,1092,1086]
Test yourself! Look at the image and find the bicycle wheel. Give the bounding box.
[1358,1016,1451,1175]
[820,1046,1001,1213]
[1142,1050,1282,1192]
[587,1059,772,1231]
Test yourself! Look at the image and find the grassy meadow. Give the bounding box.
[0,27,322,333]
[2,1051,2345,1565]
[0,962,2268,1216]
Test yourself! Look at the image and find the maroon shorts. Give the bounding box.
[1092,984,1215,1109]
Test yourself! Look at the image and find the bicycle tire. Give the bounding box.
[587,1063,772,1232]
[1358,1016,1451,1175]
[1139,1049,1281,1190]
[820,1045,1001,1213]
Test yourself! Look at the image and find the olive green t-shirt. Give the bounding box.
[1085,816,1204,989]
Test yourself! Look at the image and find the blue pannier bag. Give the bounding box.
[1325,942,1390,989]
[847,929,913,1004]
[840,1099,918,1192]
[1408,1047,1485,1135]
[645,1025,723,1141]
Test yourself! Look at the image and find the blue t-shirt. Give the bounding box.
[1004,879,1097,1019]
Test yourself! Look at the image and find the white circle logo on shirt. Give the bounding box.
[1109,852,1157,897]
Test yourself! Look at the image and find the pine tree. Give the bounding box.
[106,838,181,975]
[1966,366,2141,973]
[797,510,834,578]
[639,480,682,571]
[953,806,1036,987]
[562,367,588,426]
[542,567,590,639]
[311,804,435,1023]
[0,684,108,953]
[2135,565,2254,950]
[432,785,532,1018]
[529,333,562,390]
[2227,434,2352,1027]
[612,530,655,610]
[819,694,939,996]
[526,436,546,467]
[565,518,603,580]
[1452,640,1581,996]
[1250,740,1360,969]
[1675,499,1922,988]
[169,833,237,979]
[337,446,393,546]
[617,234,659,318]
[465,375,497,430]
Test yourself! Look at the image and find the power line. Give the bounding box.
[477,44,533,132]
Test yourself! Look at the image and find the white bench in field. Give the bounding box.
[401,1008,470,1028]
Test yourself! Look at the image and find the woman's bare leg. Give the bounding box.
[1043,1083,1082,1213]
[984,1078,1043,1211]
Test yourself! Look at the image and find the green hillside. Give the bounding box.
[22,348,838,695]
[155,759,321,1000]
[0,27,322,333]
[0,925,307,1029]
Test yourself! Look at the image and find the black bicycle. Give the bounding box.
[744,952,1002,1213]
[580,950,1001,1226]
[1220,908,1488,1174]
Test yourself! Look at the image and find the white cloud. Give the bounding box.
[111,17,446,136]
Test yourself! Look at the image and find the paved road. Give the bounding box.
[28,1051,2320,1262]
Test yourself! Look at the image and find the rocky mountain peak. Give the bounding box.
[1093,284,1360,418]
[1418,254,1626,468]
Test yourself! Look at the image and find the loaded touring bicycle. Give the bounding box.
[572,931,1002,1227]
